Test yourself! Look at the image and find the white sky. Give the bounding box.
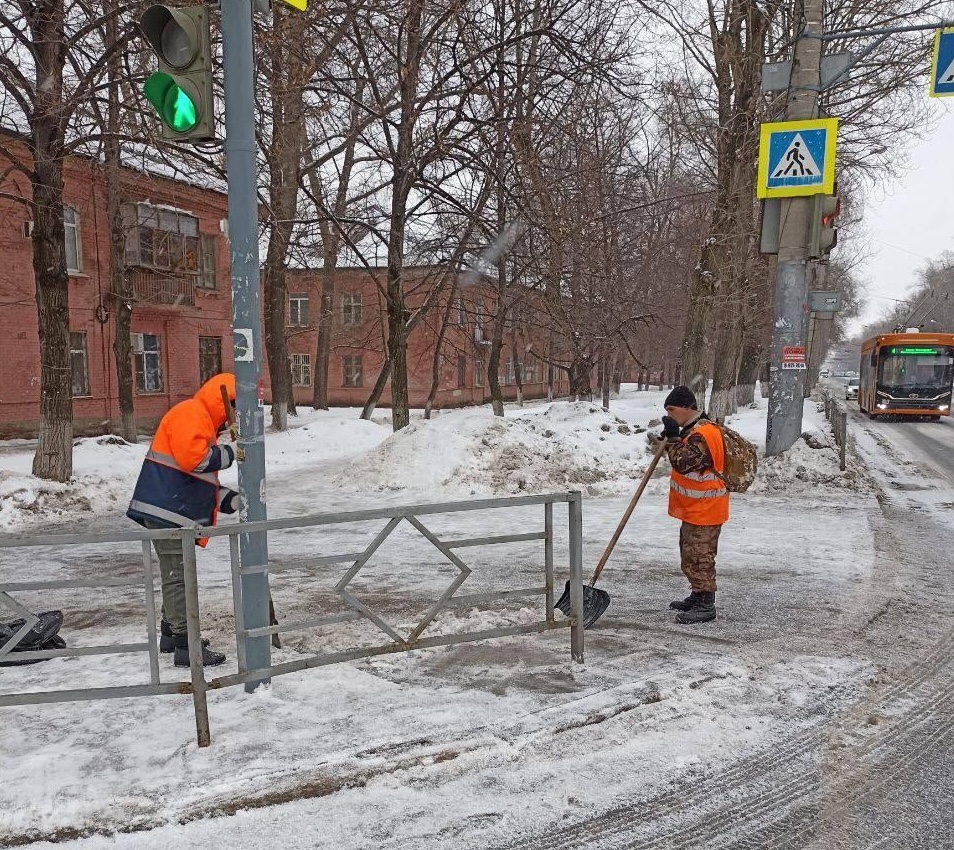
[854,101,954,331]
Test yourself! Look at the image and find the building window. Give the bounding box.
[70,331,89,396]
[343,355,363,387]
[457,355,467,388]
[199,235,217,289]
[504,357,516,386]
[289,293,309,326]
[474,356,484,387]
[524,355,538,384]
[64,207,82,273]
[456,295,466,326]
[123,202,199,275]
[199,336,222,384]
[291,353,311,386]
[341,292,363,326]
[132,332,163,393]
[474,302,485,342]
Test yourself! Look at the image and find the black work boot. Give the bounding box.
[675,592,716,624]
[160,620,208,653]
[669,591,703,612]
[173,634,226,668]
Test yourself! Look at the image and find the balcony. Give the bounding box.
[129,269,195,307]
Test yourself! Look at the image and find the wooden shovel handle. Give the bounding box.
[220,384,236,429]
[589,439,669,586]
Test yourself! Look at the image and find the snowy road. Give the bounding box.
[4,394,954,849]
[493,409,954,850]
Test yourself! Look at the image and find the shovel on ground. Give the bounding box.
[555,439,669,628]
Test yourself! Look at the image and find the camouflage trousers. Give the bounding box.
[679,522,722,593]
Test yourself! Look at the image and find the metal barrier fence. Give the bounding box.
[0,492,584,746]
[821,391,848,471]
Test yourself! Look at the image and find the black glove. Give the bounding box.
[659,416,681,442]
[221,443,236,469]
[219,489,240,515]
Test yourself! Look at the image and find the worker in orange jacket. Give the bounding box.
[658,385,728,624]
[128,373,239,666]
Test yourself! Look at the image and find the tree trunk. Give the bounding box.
[105,9,135,443]
[262,3,307,429]
[361,356,391,421]
[313,267,336,410]
[424,283,457,418]
[487,308,505,417]
[31,0,72,481]
[736,341,761,406]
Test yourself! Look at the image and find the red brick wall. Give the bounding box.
[0,140,233,438]
[275,266,569,409]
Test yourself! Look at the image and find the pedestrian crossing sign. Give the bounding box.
[930,29,954,97]
[756,118,838,198]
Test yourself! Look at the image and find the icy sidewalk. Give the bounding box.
[0,391,876,847]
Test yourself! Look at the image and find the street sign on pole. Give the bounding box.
[808,290,843,312]
[930,28,954,97]
[757,118,838,198]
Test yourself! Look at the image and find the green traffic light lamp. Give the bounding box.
[144,73,199,133]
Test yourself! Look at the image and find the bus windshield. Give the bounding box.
[878,347,954,393]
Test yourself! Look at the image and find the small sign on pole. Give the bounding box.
[808,291,843,312]
[781,346,807,370]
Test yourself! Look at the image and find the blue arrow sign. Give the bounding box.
[931,29,954,97]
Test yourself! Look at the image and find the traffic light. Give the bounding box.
[809,193,840,258]
[138,5,214,142]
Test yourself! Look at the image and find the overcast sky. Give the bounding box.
[852,102,954,333]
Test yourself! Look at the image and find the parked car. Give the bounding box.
[845,377,860,400]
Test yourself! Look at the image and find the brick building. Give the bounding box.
[0,141,567,438]
[0,139,235,438]
[278,267,569,409]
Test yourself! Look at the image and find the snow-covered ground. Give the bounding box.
[0,387,882,848]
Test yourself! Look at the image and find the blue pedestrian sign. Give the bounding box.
[930,29,954,97]
[757,118,838,198]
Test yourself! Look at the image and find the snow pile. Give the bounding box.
[0,436,143,532]
[334,401,655,497]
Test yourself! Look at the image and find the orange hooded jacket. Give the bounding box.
[127,374,238,543]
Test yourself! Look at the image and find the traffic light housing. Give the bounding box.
[809,193,840,258]
[139,5,214,142]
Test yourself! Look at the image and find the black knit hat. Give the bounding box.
[663,385,697,410]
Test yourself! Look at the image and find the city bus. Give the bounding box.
[858,331,954,420]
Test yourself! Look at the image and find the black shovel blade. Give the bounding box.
[554,580,611,629]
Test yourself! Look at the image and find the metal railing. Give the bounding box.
[0,492,584,747]
[821,391,848,471]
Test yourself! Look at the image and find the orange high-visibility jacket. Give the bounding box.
[127,373,237,544]
[667,420,729,526]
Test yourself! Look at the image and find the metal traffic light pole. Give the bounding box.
[765,0,823,457]
[220,0,271,688]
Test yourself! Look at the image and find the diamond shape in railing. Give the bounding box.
[335,515,471,646]
[0,592,40,661]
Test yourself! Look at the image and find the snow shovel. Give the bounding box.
[220,385,281,649]
[555,439,669,629]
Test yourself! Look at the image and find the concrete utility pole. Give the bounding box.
[221,0,271,688]
[765,0,824,456]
